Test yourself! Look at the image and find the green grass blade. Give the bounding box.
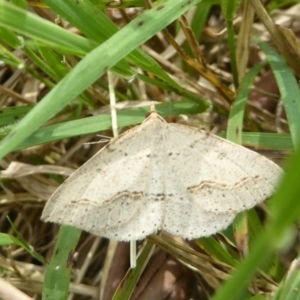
[42,226,81,300]
[0,233,22,246]
[212,144,300,299]
[0,1,94,55]
[220,0,241,87]
[256,37,300,148]
[1,217,46,264]
[112,240,155,300]
[272,256,300,300]
[226,62,267,144]
[43,0,184,89]
[42,0,135,77]
[240,133,293,151]
[2,101,205,150]
[196,237,238,266]
[226,62,275,261]
[0,0,202,160]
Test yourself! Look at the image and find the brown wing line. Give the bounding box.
[187,176,262,192]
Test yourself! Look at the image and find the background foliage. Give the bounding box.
[0,0,299,299]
